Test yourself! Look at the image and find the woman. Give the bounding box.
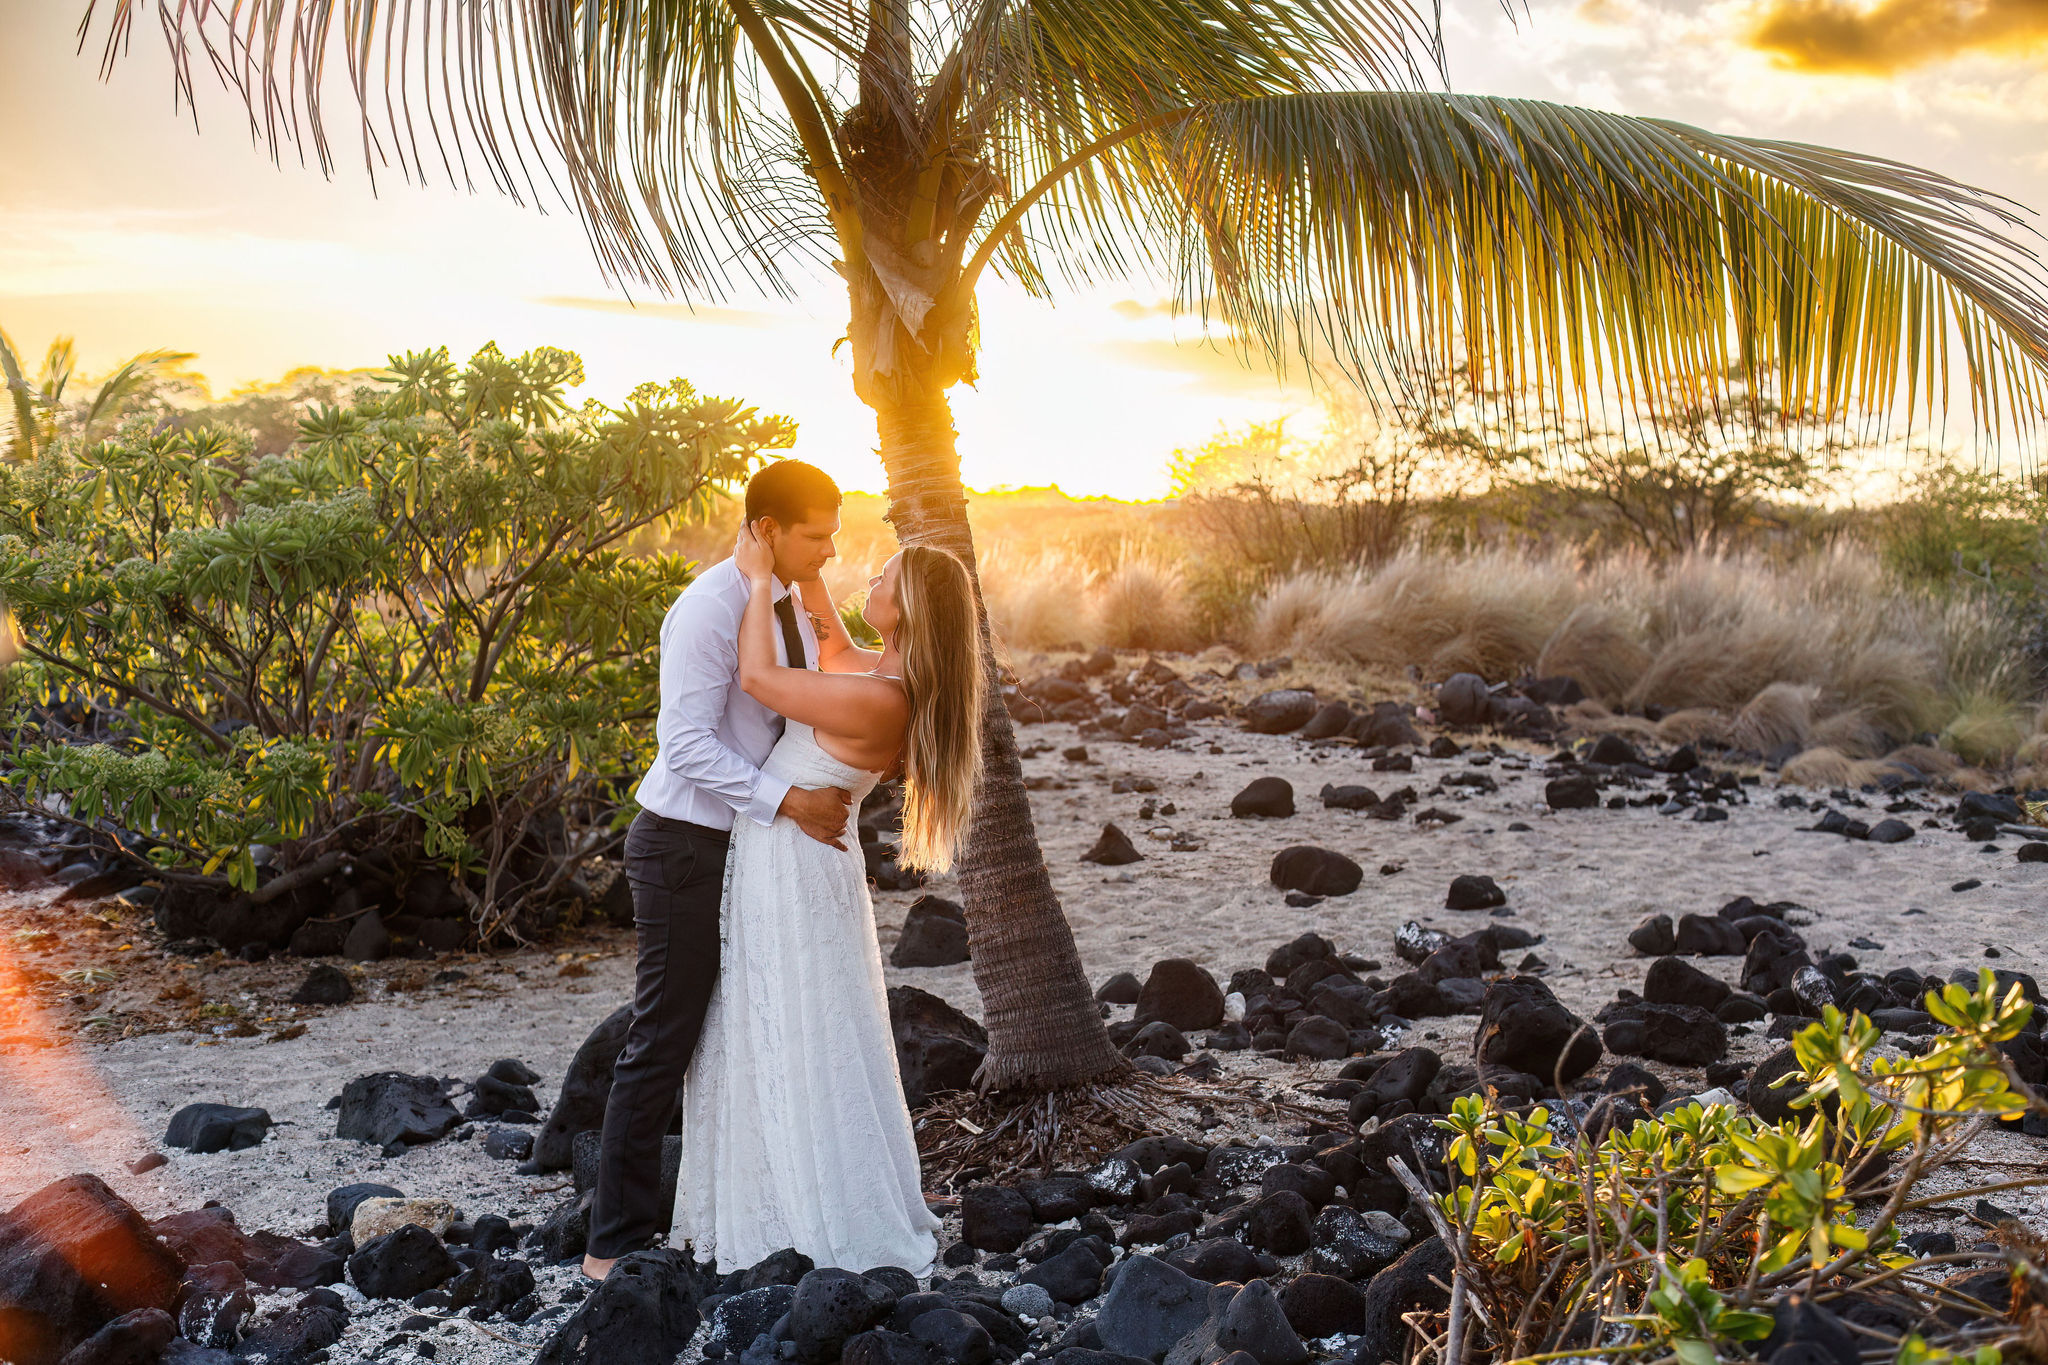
[670,527,985,1274]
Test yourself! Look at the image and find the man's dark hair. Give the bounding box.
[745,459,841,527]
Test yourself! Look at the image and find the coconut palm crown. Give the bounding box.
[81,0,2048,1125]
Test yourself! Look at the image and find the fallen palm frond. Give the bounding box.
[914,1069,1331,1181]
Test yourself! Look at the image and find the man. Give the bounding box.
[583,459,851,1280]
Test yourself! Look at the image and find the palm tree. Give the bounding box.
[2,325,195,461]
[81,0,2048,1130]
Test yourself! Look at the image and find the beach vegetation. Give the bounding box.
[0,342,792,941]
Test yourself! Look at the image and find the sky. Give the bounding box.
[2,0,2046,499]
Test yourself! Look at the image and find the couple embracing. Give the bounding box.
[582,460,982,1281]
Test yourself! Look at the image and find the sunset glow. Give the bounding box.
[4,2,2046,495]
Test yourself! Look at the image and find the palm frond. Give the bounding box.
[80,0,850,296]
[0,327,39,461]
[77,348,198,443]
[955,0,1440,294]
[39,337,77,403]
[1063,92,2048,458]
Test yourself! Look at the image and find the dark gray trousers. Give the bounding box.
[588,809,728,1260]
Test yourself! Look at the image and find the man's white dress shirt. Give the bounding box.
[634,557,818,831]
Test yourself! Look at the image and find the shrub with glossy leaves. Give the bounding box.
[1408,971,2039,1365]
[0,343,794,940]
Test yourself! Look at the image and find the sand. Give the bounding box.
[0,709,2043,1362]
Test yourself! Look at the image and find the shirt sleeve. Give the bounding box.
[657,592,790,827]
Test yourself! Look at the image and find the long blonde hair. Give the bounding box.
[893,546,986,872]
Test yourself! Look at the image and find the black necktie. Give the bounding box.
[773,594,810,670]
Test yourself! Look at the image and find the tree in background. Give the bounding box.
[165,366,395,457]
[83,0,2048,1145]
[1464,388,1851,556]
[1,344,793,945]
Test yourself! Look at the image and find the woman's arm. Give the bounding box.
[735,529,904,739]
[798,574,881,674]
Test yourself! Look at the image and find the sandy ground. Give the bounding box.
[2,708,2044,1253]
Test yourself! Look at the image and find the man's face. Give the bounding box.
[757,509,840,583]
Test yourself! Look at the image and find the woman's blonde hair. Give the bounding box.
[893,545,986,872]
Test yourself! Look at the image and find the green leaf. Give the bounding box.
[1673,1338,1719,1365]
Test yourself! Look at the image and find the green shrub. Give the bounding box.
[1411,971,2040,1365]
[0,343,793,941]
[1877,464,2046,592]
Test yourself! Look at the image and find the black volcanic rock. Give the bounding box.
[1627,915,1676,956]
[1083,824,1145,866]
[1601,1002,1729,1067]
[1474,977,1600,1085]
[1269,847,1363,898]
[888,986,987,1109]
[289,965,353,1006]
[1545,776,1599,810]
[333,1074,460,1156]
[1241,691,1319,735]
[1096,972,1143,1005]
[346,1225,456,1300]
[1674,914,1744,957]
[0,1175,183,1365]
[1445,875,1505,911]
[1231,778,1296,819]
[1642,957,1732,1011]
[164,1104,273,1154]
[890,896,970,967]
[1135,959,1225,1032]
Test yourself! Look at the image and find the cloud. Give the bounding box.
[533,295,795,329]
[1744,0,2048,74]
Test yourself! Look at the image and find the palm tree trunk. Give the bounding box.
[873,388,1128,1091]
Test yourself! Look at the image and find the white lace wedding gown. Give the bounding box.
[671,721,941,1274]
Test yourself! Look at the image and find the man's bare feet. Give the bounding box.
[581,1253,616,1282]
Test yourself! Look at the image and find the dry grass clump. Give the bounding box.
[1883,742,1962,778]
[1251,548,1581,681]
[1092,547,1196,651]
[1779,746,1896,787]
[1250,543,2039,782]
[1939,691,2034,765]
[982,544,1196,653]
[1729,682,1816,753]
[1654,708,1735,746]
[981,546,1091,651]
[1535,603,1651,703]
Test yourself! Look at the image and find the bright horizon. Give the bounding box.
[4,1,2047,497]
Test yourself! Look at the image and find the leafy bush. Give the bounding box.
[1406,971,2042,1365]
[1877,464,2047,593]
[0,343,793,944]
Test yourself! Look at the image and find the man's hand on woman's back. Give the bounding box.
[781,785,854,849]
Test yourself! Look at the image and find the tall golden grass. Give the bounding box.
[1248,546,2031,761]
[980,543,1196,653]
